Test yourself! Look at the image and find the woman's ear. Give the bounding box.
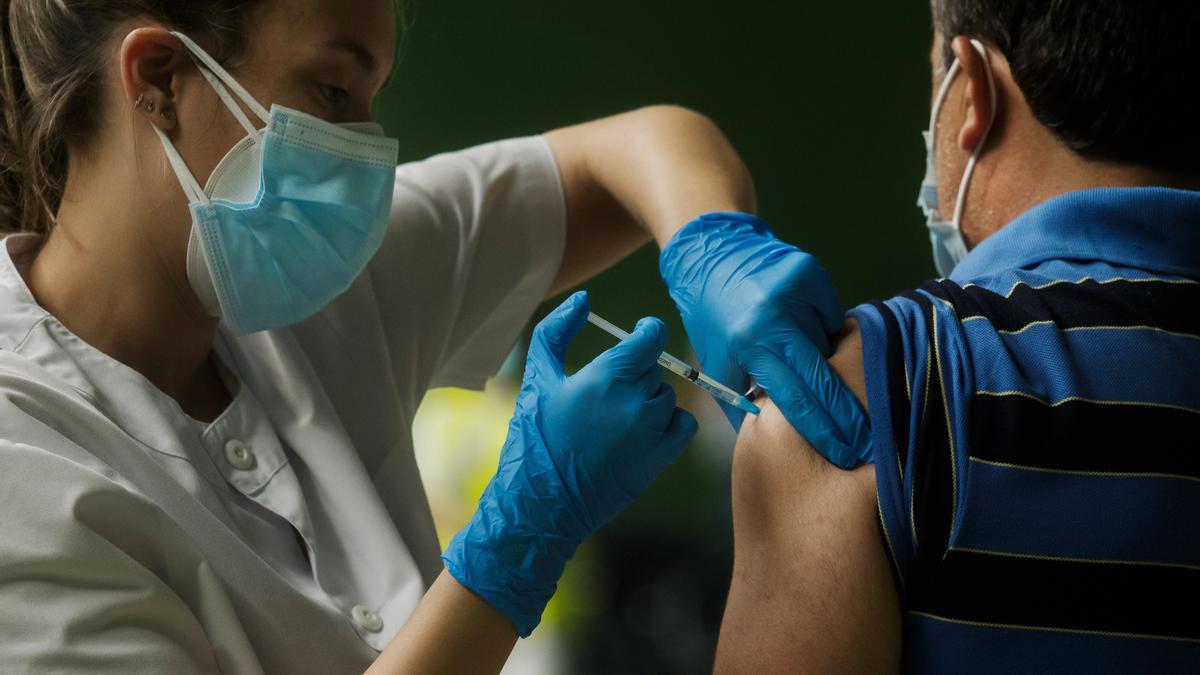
[950,36,1000,154]
[119,28,189,131]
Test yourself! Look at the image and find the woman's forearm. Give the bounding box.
[545,105,757,294]
[366,570,517,675]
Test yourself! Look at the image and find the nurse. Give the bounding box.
[0,0,857,672]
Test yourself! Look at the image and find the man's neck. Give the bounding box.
[965,129,1198,248]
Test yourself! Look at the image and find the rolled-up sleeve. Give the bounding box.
[849,281,976,593]
[366,136,567,393]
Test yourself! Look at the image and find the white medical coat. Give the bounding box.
[0,137,566,674]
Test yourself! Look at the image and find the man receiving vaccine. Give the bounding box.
[659,1,1200,672]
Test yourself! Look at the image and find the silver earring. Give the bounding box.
[146,102,156,114]
[133,93,144,108]
[161,109,173,121]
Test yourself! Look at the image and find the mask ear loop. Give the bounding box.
[171,31,271,127]
[194,65,263,144]
[929,60,962,137]
[154,31,273,208]
[153,125,209,207]
[921,58,963,219]
[949,39,998,230]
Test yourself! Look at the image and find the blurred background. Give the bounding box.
[377,1,936,672]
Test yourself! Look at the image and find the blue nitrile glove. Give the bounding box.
[659,212,871,468]
[442,291,698,637]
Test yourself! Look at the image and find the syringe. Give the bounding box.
[586,312,761,416]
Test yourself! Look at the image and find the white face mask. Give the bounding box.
[157,32,399,335]
[917,38,997,278]
[182,119,389,317]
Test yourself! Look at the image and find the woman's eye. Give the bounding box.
[317,84,349,107]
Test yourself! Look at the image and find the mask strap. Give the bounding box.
[195,65,263,143]
[153,126,209,207]
[949,39,998,228]
[171,31,271,126]
[929,60,962,133]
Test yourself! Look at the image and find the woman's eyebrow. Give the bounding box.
[322,37,395,89]
[323,37,379,73]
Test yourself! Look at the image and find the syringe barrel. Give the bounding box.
[657,353,698,381]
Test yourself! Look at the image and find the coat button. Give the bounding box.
[351,604,383,632]
[223,439,256,471]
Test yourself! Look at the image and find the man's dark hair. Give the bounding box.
[932,0,1200,175]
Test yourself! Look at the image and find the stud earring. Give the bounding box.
[146,102,156,114]
[161,109,174,121]
[133,93,144,108]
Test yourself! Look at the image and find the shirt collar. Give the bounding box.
[0,233,53,347]
[949,187,1200,283]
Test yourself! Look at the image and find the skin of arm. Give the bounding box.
[366,570,518,675]
[714,324,903,674]
[544,105,757,296]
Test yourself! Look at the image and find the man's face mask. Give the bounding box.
[917,38,997,278]
[153,31,400,335]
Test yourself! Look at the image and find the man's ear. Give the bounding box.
[118,28,189,132]
[950,36,999,154]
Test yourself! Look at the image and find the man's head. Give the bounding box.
[925,0,1200,249]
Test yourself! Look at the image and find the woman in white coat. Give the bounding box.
[0,0,759,672]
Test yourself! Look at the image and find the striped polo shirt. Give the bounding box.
[849,188,1200,673]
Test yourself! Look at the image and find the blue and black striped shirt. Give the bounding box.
[850,188,1200,673]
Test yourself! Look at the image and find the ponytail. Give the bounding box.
[0,0,39,234]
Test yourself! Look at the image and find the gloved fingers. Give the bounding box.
[643,382,679,433]
[599,316,668,377]
[528,291,590,380]
[656,407,699,466]
[798,255,846,337]
[780,336,871,463]
[637,353,666,398]
[743,346,859,469]
[779,307,833,358]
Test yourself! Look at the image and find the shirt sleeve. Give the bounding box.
[365,136,567,392]
[849,280,976,593]
[0,440,259,674]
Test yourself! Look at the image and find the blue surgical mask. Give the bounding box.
[154,32,399,335]
[917,39,996,278]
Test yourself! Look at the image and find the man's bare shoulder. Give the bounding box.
[714,324,901,674]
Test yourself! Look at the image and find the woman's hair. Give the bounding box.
[0,0,265,235]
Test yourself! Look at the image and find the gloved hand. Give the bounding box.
[659,212,871,468]
[442,291,698,637]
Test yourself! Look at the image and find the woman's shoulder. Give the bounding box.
[0,345,96,413]
[0,348,123,474]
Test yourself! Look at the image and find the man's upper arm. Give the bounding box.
[715,325,902,674]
